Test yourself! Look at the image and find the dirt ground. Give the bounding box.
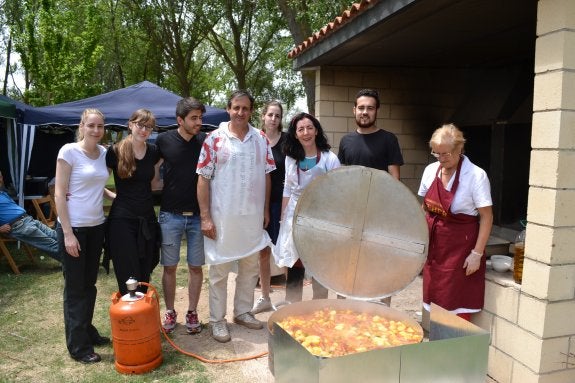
[168,272,425,383]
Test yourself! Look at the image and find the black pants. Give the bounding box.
[57,223,105,359]
[286,266,305,303]
[106,216,157,295]
[286,266,328,302]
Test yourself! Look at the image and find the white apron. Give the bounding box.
[272,151,340,267]
[203,129,272,265]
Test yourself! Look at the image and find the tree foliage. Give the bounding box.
[277,0,354,114]
[121,0,213,98]
[4,0,108,105]
[201,0,303,110]
[1,0,352,111]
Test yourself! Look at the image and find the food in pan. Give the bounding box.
[276,307,423,357]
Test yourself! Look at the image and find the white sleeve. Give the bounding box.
[325,151,341,171]
[418,163,438,197]
[57,143,75,166]
[196,134,216,179]
[282,157,297,198]
[472,168,492,208]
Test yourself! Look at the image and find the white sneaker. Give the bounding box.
[211,320,231,343]
[251,296,274,314]
[234,312,263,330]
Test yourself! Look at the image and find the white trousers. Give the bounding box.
[208,252,259,323]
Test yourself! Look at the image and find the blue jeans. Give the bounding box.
[10,215,61,262]
[158,211,204,267]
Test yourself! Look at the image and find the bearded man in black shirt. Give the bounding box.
[338,88,404,179]
[338,89,404,306]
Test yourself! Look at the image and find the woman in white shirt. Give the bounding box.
[273,112,340,303]
[54,109,113,364]
[418,123,493,321]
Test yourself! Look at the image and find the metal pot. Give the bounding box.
[267,298,423,375]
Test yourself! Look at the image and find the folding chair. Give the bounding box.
[0,235,36,274]
[31,195,57,228]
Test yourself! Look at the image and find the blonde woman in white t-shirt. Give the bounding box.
[54,109,115,364]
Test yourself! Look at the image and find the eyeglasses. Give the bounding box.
[134,122,154,132]
[430,150,452,158]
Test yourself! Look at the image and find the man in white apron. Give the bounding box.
[197,90,275,343]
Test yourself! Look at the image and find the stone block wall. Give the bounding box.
[314,66,464,193]
[478,1,575,382]
[479,271,575,383]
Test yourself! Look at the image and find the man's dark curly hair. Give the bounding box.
[283,112,331,161]
[354,88,380,109]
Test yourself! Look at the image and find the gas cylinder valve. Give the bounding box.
[126,278,139,298]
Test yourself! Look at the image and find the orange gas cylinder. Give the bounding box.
[109,279,163,374]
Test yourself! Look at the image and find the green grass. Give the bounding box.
[0,245,211,383]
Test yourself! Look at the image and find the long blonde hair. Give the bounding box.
[77,108,104,141]
[115,109,156,179]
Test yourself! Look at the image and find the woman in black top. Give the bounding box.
[105,109,162,295]
[251,100,286,314]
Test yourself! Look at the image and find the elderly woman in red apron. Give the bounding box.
[418,124,493,321]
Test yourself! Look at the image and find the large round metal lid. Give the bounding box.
[293,166,428,300]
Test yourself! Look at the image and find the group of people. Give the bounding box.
[0,86,493,364]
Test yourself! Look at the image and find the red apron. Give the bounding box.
[422,159,485,311]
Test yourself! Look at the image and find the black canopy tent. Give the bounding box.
[24,81,228,129]
[0,94,34,203]
[5,82,229,203]
[0,97,18,185]
[0,97,17,119]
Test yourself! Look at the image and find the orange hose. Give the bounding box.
[139,281,269,364]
